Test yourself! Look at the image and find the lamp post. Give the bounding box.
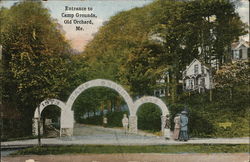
[37,104,41,146]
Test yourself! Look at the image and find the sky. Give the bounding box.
[0,0,249,52]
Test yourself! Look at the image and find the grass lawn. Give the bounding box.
[12,144,249,155]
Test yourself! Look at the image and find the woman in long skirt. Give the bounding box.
[173,114,181,140]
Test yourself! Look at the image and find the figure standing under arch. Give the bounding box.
[122,114,129,135]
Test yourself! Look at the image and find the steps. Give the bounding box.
[44,124,60,137]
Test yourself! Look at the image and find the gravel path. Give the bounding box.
[2,124,249,147]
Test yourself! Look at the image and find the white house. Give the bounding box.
[182,59,212,92]
[231,39,249,61]
[153,72,169,97]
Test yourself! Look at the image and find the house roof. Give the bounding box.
[231,40,250,50]
[183,58,209,73]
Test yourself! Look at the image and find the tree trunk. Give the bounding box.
[229,87,233,103]
[170,71,178,103]
[209,66,213,102]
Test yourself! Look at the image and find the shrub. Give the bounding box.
[137,103,161,131]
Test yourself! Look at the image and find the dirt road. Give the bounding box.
[2,153,249,162]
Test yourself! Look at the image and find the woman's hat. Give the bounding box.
[181,111,188,114]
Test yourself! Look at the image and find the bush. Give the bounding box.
[137,103,161,132]
[171,86,250,138]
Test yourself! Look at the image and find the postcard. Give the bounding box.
[1,0,249,161]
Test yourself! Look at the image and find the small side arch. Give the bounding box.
[34,99,66,118]
[133,96,170,133]
[134,96,169,116]
[33,99,66,136]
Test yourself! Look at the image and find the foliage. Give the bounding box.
[81,115,103,126]
[73,87,124,123]
[214,61,249,89]
[175,86,250,137]
[60,54,89,101]
[0,2,73,137]
[137,103,161,131]
[120,41,166,96]
[12,144,249,155]
[214,60,249,100]
[83,0,247,100]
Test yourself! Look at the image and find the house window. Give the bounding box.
[239,49,242,59]
[160,89,165,96]
[194,64,199,74]
[201,65,204,74]
[189,79,193,89]
[155,90,160,97]
[200,78,205,87]
[233,50,239,59]
[194,78,198,86]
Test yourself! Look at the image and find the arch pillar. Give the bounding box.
[32,99,66,136]
[60,109,74,136]
[161,115,167,132]
[32,118,43,136]
[129,115,137,133]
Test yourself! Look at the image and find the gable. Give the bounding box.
[184,58,209,73]
[234,42,249,50]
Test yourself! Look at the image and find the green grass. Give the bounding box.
[11,144,249,155]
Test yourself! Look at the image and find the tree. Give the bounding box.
[154,0,247,101]
[120,41,165,96]
[83,0,247,102]
[214,61,249,100]
[1,2,72,137]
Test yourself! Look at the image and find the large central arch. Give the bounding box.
[33,79,170,136]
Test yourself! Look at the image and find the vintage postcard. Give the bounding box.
[0,0,249,161]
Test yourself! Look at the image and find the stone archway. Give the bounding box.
[63,79,134,136]
[33,79,170,137]
[132,96,170,134]
[33,99,66,136]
